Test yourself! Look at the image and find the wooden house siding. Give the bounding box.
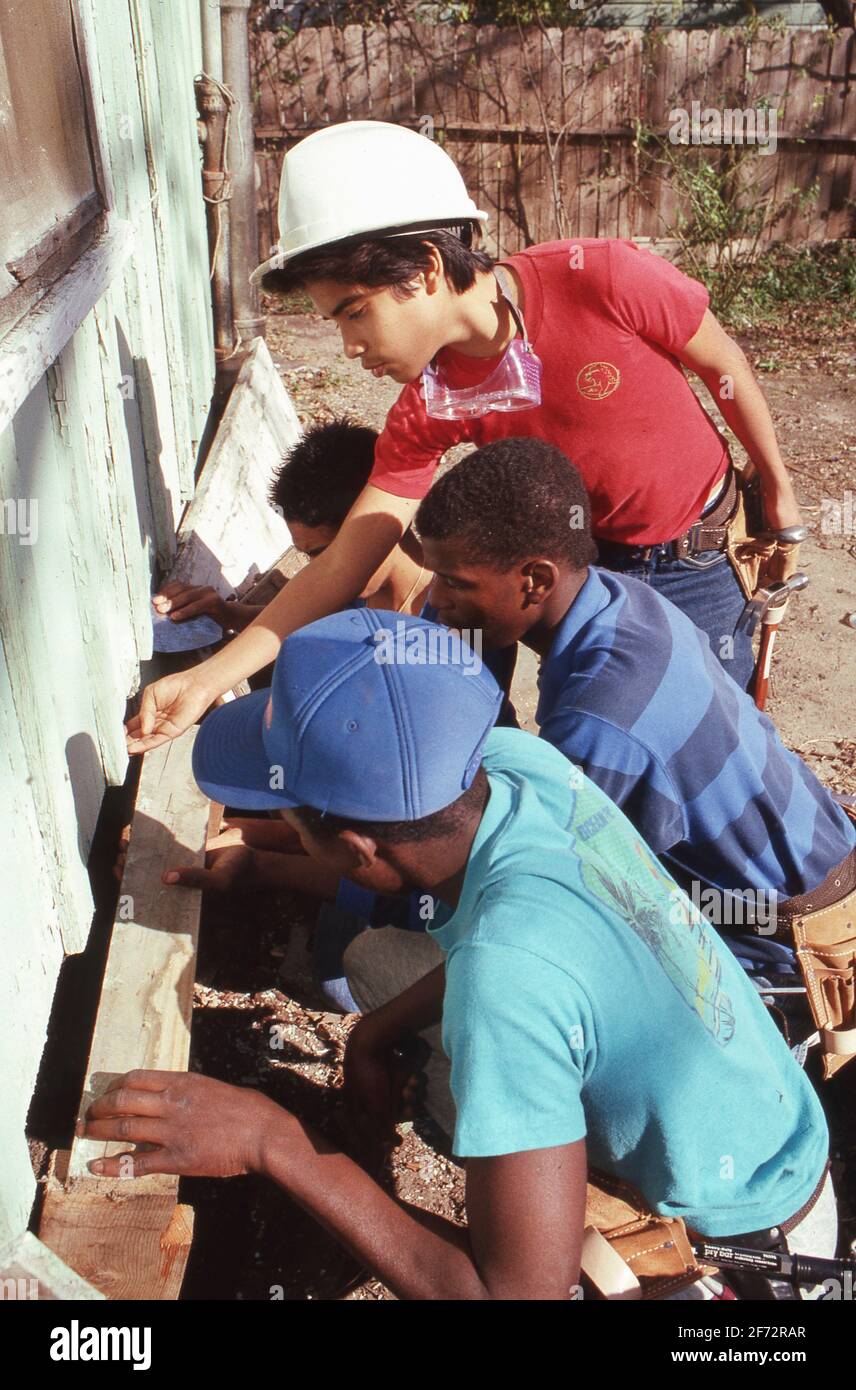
[0,0,214,1244]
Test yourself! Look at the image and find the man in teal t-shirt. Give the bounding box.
[348,727,829,1240]
[83,611,831,1300]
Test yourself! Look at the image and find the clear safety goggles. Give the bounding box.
[421,269,542,420]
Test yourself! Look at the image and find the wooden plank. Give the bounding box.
[48,325,137,786]
[254,29,282,130]
[0,639,67,1243]
[747,26,794,247]
[779,30,828,243]
[362,22,389,123]
[132,0,214,491]
[40,1190,194,1301]
[0,1231,105,1300]
[562,29,586,240]
[449,26,479,240]
[82,0,186,571]
[595,31,628,238]
[343,23,369,120]
[617,31,644,240]
[0,219,133,440]
[649,30,688,244]
[64,728,209,1186]
[815,30,853,239]
[0,399,101,954]
[386,19,412,125]
[38,730,207,1299]
[91,293,163,665]
[167,338,297,598]
[577,29,605,238]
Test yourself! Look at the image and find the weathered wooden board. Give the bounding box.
[84,0,186,570]
[40,1189,194,1301]
[63,728,208,1187]
[256,23,854,256]
[0,402,99,955]
[0,637,67,1244]
[2,0,216,1275]
[167,338,298,599]
[38,728,208,1298]
[0,220,134,440]
[131,0,214,493]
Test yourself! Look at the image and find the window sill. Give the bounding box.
[0,216,135,438]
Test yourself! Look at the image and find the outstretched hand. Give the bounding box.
[79,1070,282,1180]
[153,580,231,626]
[163,843,255,894]
[125,669,214,754]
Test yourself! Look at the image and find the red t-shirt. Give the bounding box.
[369,239,730,545]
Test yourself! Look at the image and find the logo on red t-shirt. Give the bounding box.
[577,361,621,401]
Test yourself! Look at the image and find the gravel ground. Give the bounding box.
[180,296,855,1301]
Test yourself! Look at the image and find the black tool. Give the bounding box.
[692,1240,856,1288]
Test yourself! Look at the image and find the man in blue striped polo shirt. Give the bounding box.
[416,438,856,979]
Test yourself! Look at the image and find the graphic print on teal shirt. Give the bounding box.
[569,772,735,1045]
[432,730,828,1235]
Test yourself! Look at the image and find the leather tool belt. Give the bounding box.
[581,1169,711,1299]
[751,820,856,1079]
[725,463,804,600]
[670,466,738,558]
[597,465,802,600]
[780,854,856,1080]
[596,469,738,566]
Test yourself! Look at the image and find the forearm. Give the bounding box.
[698,357,802,531]
[248,847,340,899]
[220,601,265,633]
[190,555,366,696]
[678,311,800,529]
[356,963,446,1045]
[187,491,415,698]
[260,1108,488,1300]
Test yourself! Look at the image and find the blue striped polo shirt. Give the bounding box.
[536,568,855,904]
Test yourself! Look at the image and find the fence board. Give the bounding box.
[816,32,853,240]
[343,24,369,120]
[829,33,856,241]
[784,31,830,243]
[253,22,856,258]
[362,22,390,123]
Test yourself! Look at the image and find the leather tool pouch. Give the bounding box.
[725,463,802,600]
[791,883,856,1080]
[581,1169,710,1299]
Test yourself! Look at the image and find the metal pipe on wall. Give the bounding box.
[198,0,234,363]
[219,0,266,345]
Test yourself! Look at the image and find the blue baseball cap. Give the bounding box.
[192,607,501,820]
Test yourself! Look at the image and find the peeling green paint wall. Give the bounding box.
[0,0,215,1243]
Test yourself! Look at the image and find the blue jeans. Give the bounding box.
[313,903,364,1013]
[596,545,755,691]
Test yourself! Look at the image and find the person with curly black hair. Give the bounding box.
[154,418,430,632]
[415,438,856,1001]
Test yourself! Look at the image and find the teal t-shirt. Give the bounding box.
[429,729,828,1238]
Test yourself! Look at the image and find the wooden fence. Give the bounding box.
[251,22,855,258]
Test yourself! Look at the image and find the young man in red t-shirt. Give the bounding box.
[128,122,803,753]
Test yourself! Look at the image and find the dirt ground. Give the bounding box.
[179,298,855,1301]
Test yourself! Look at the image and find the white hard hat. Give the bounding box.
[251,120,488,285]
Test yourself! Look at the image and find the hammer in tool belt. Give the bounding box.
[737,569,809,712]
